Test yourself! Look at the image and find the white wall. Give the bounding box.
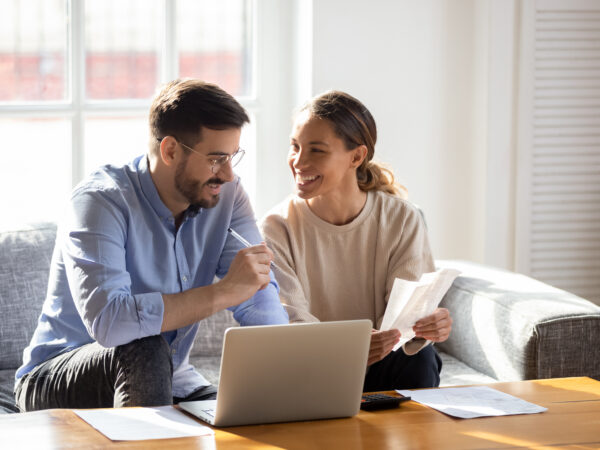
[252,0,297,216]
[282,0,491,262]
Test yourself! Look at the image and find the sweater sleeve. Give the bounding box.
[260,213,319,323]
[385,202,436,355]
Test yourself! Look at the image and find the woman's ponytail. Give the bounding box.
[357,160,408,198]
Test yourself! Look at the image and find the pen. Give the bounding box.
[227,227,278,271]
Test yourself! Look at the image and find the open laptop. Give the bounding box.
[179,319,372,427]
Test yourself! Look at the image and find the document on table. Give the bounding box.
[396,386,548,419]
[380,268,460,350]
[74,406,214,441]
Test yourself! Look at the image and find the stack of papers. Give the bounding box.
[75,406,213,441]
[396,386,547,419]
[380,268,460,350]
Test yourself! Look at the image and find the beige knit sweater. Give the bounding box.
[260,190,435,353]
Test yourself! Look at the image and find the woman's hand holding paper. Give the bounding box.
[412,307,452,342]
[368,329,401,366]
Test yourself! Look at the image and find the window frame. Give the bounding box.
[0,0,261,189]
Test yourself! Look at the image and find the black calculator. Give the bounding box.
[360,393,411,411]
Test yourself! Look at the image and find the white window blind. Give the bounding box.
[516,0,600,304]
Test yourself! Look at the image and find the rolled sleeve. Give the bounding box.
[402,337,430,355]
[230,279,289,326]
[135,292,165,338]
[64,189,166,348]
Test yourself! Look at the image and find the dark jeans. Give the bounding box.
[14,335,216,412]
[363,344,442,392]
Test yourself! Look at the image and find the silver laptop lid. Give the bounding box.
[213,319,371,427]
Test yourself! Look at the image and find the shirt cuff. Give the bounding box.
[230,282,289,326]
[402,337,430,355]
[135,292,164,337]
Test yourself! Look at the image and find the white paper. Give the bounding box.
[380,268,460,350]
[396,386,547,419]
[75,406,214,441]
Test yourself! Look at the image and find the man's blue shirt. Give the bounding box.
[16,155,288,396]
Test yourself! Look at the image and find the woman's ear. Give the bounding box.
[350,144,368,168]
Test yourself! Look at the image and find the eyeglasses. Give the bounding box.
[156,137,245,174]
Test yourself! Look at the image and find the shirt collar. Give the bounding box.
[137,155,176,222]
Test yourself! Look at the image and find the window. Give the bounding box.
[0,0,257,225]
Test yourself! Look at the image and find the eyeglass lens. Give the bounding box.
[229,149,244,168]
[210,149,244,173]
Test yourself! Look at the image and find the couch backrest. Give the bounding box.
[191,308,238,358]
[0,223,57,370]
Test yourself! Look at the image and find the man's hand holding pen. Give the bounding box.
[218,236,275,306]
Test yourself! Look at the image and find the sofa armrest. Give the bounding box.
[0,222,57,371]
[435,260,600,381]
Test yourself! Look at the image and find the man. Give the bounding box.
[15,79,289,411]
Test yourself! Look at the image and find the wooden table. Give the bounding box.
[1,377,599,449]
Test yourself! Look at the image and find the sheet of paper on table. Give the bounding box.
[396,386,548,419]
[380,268,460,350]
[74,406,214,441]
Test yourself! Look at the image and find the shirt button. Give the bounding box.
[182,276,187,282]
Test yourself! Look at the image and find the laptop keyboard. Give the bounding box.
[202,409,215,418]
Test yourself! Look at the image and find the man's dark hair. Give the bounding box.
[149,78,249,149]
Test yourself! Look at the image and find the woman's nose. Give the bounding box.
[291,149,308,168]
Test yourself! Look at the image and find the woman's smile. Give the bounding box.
[295,173,320,185]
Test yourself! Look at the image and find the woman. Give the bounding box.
[260,90,452,391]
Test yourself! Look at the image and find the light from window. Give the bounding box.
[0,0,68,102]
[85,0,161,100]
[0,0,256,226]
[177,0,253,96]
[83,115,149,175]
[0,118,71,224]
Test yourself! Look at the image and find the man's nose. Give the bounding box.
[215,160,235,181]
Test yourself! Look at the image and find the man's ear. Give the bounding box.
[159,136,179,167]
[350,144,368,168]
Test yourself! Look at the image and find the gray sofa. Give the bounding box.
[1,223,599,413]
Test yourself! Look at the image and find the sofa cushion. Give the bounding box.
[438,352,497,386]
[0,223,56,371]
[191,308,238,358]
[436,260,600,381]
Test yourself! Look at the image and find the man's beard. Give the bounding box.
[175,157,224,210]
